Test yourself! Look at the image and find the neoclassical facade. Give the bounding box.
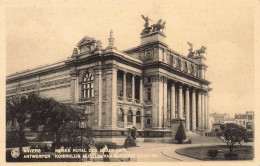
[6,28,211,137]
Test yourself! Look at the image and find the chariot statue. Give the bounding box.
[187,42,207,58]
[141,16,166,36]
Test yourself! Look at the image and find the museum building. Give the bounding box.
[6,24,211,137]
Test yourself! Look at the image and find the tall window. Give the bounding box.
[82,71,94,98]
[127,110,133,122]
[177,59,182,69]
[184,62,188,72]
[191,65,194,75]
[136,111,141,123]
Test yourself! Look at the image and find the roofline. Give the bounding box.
[6,59,68,81]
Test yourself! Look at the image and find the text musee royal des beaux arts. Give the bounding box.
[22,148,129,159]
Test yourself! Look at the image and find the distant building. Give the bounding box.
[223,118,236,124]
[209,113,230,132]
[235,111,254,131]
[210,113,230,124]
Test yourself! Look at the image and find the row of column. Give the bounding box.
[123,111,145,129]
[170,82,210,131]
[122,71,143,103]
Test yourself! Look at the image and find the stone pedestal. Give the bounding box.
[140,31,166,45]
[170,118,185,138]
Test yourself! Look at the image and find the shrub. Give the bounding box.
[208,150,219,159]
[124,136,136,148]
[6,132,28,148]
[94,141,117,151]
[175,123,186,144]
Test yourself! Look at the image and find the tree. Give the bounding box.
[216,123,246,154]
[58,121,94,152]
[175,122,186,144]
[26,94,84,146]
[6,93,38,154]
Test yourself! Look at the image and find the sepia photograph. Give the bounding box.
[1,0,258,164]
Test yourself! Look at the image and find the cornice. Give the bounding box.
[144,61,211,85]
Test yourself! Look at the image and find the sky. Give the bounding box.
[5,0,255,117]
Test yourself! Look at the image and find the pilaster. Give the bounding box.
[197,91,202,129]
[94,63,102,127]
[105,63,117,128]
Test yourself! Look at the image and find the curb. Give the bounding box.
[161,150,182,161]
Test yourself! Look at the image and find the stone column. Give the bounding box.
[94,64,102,127]
[178,84,183,118]
[204,93,207,129]
[133,113,136,126]
[140,77,143,103]
[132,75,135,103]
[191,89,196,131]
[185,87,190,131]
[197,91,202,129]
[141,109,145,129]
[163,79,168,128]
[105,63,117,128]
[170,82,176,119]
[124,112,127,128]
[201,92,205,129]
[123,71,126,102]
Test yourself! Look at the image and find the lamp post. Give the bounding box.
[78,117,86,161]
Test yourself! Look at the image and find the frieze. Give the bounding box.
[102,64,117,70]
[40,77,71,88]
[151,75,168,83]
[93,65,102,71]
[20,84,37,92]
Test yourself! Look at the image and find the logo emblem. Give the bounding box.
[11,149,20,158]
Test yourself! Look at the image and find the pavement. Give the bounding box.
[116,132,254,162]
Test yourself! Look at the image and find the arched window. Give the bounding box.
[82,71,94,98]
[136,111,141,123]
[127,110,133,122]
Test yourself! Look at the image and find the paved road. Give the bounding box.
[122,144,182,162]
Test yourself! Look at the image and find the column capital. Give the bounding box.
[170,80,176,84]
[178,82,184,88]
[192,88,197,92]
[185,86,190,91]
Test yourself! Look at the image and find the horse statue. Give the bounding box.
[151,19,162,32]
[195,46,207,56]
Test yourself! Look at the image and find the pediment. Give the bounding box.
[76,36,95,47]
[76,36,97,54]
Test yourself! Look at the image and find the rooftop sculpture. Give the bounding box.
[187,42,207,58]
[141,15,166,36]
